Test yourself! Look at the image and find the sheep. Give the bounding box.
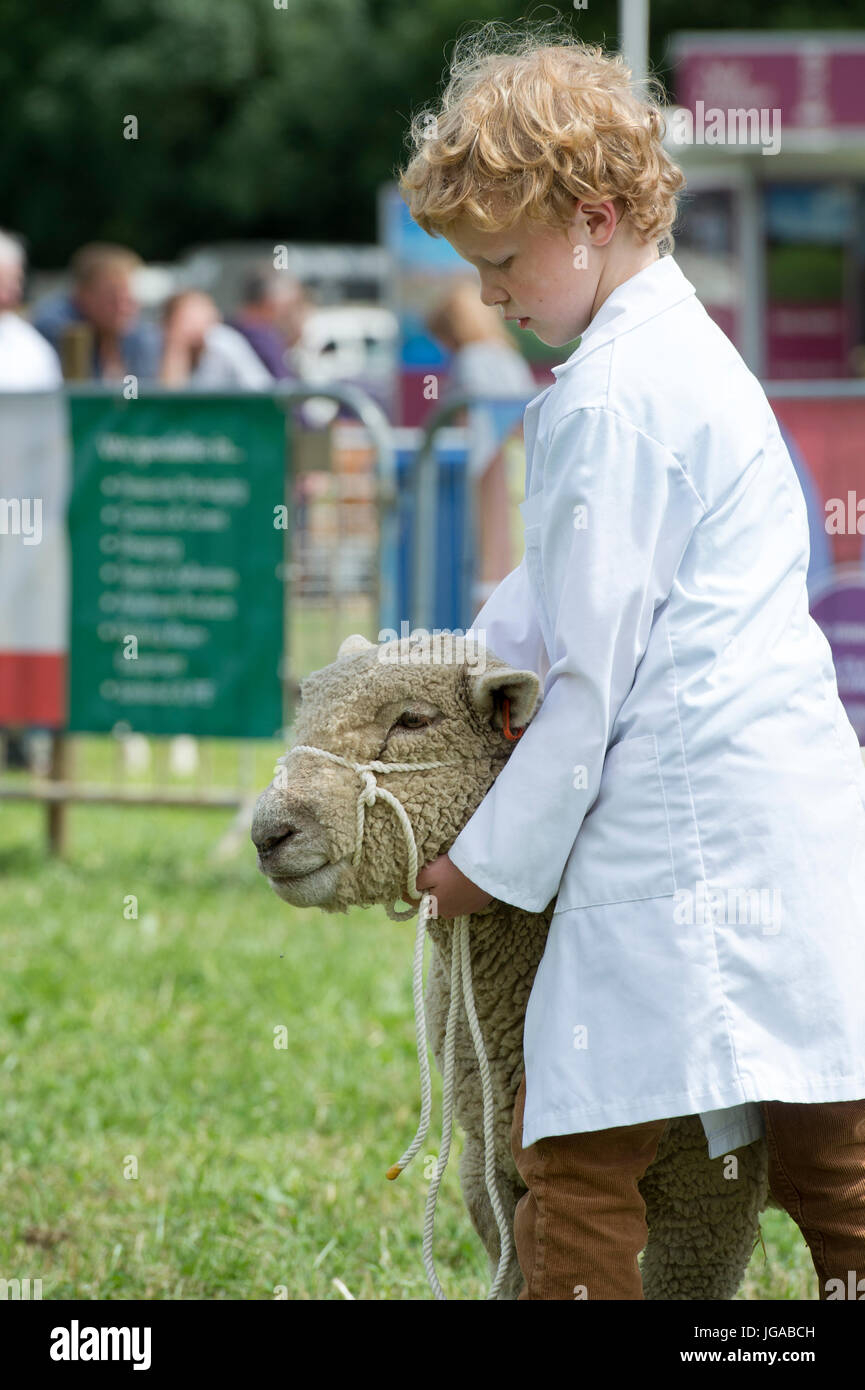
[251,632,771,1299]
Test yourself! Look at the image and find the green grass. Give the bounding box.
[0,794,817,1300]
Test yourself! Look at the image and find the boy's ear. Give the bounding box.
[466,664,540,734]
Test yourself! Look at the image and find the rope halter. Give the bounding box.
[275,741,515,1299]
[277,744,457,919]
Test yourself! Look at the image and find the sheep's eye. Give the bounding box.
[395,711,431,730]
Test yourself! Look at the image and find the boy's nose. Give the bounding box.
[480,287,506,309]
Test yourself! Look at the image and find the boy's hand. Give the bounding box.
[415,853,494,920]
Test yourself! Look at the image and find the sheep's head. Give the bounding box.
[251,632,540,913]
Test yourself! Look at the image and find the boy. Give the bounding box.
[405,30,865,1299]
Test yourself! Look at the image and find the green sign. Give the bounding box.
[68,393,288,737]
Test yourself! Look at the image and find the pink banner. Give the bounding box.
[673,34,865,133]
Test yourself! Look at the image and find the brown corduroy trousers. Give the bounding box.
[510,1072,865,1300]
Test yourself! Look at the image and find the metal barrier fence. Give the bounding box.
[0,382,536,850]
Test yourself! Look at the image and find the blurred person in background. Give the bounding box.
[0,229,62,770]
[229,265,310,379]
[0,229,62,389]
[159,289,273,388]
[33,242,161,382]
[427,280,537,603]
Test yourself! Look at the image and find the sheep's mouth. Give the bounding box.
[269,866,318,882]
[264,857,344,905]
[256,845,328,880]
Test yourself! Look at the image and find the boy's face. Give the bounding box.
[443,201,609,348]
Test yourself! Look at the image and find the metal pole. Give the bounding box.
[618,0,650,93]
[739,165,766,378]
[411,424,440,633]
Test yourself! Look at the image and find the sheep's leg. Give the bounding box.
[637,1115,769,1300]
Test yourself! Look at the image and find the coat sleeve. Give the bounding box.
[448,405,706,913]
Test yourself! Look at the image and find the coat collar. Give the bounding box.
[550,254,697,377]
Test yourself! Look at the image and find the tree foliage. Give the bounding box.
[1,0,862,265]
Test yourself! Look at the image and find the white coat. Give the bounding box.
[447,253,865,1154]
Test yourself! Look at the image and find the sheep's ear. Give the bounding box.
[467,664,540,734]
[337,633,376,658]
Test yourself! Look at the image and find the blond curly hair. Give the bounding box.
[397,20,686,253]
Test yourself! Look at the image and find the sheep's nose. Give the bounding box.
[251,822,298,854]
